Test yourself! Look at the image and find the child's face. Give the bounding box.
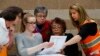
[51,22,63,35]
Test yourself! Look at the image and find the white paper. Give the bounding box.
[38,36,67,55]
[36,54,65,56]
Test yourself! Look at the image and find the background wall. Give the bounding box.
[0,0,100,33]
[0,0,100,9]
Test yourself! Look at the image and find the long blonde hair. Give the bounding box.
[69,3,90,28]
[20,13,34,32]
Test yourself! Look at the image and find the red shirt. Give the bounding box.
[35,20,51,42]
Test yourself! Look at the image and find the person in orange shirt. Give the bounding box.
[62,3,100,56]
[0,6,23,56]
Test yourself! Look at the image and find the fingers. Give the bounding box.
[48,42,54,47]
[43,42,54,48]
[61,44,66,50]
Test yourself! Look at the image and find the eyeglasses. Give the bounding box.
[52,25,62,29]
[36,15,46,18]
[27,22,36,24]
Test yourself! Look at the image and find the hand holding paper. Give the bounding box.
[38,36,67,55]
[43,42,54,48]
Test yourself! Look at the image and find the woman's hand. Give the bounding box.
[59,43,66,54]
[7,26,15,49]
[43,42,54,48]
[61,43,66,50]
[90,50,100,56]
[0,45,3,52]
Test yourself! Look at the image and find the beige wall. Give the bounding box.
[0,0,100,33]
[0,0,100,10]
[24,9,100,33]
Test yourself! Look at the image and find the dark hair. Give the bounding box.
[0,6,23,21]
[34,6,48,17]
[51,17,67,34]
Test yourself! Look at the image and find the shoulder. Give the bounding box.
[65,33,73,38]
[65,33,73,36]
[16,33,23,37]
[80,21,97,33]
[65,33,73,40]
[15,33,24,40]
[82,19,97,27]
[34,33,41,36]
[0,18,5,26]
[82,22,97,28]
[34,33,43,41]
[83,19,96,25]
[78,20,97,40]
[0,18,4,23]
[45,20,51,24]
[43,20,51,28]
[89,19,95,22]
[46,19,51,22]
[34,33,42,38]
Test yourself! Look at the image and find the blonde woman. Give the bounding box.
[15,13,53,56]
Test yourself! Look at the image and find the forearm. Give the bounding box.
[27,43,45,55]
[65,35,82,46]
[7,26,14,47]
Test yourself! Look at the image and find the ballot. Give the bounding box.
[38,36,67,55]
